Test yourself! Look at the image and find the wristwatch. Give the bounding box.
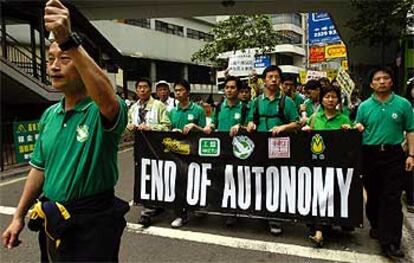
[59,32,82,51]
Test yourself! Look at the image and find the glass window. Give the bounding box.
[271,13,302,27]
[278,30,302,45]
[186,28,214,42]
[155,20,184,37]
[124,18,151,29]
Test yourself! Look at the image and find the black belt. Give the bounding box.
[363,144,402,152]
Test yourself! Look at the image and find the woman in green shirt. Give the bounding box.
[302,84,352,247]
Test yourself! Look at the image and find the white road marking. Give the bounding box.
[0,206,17,215]
[0,205,389,263]
[126,223,389,263]
[0,176,26,187]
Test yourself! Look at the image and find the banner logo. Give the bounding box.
[311,134,325,160]
[232,135,255,160]
[76,125,89,142]
[268,137,291,158]
[162,137,190,155]
[199,138,220,157]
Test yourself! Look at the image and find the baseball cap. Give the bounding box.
[155,80,170,89]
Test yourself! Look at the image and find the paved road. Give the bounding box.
[0,148,410,262]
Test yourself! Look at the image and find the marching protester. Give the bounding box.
[169,79,207,228]
[404,78,414,213]
[355,67,414,259]
[300,79,321,124]
[246,65,299,235]
[2,0,130,261]
[204,76,249,226]
[128,78,171,227]
[302,84,353,247]
[281,74,305,112]
[204,76,248,137]
[155,80,176,112]
[238,82,252,107]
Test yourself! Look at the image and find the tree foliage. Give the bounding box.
[347,0,411,47]
[191,15,280,68]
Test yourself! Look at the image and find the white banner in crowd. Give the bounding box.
[305,70,327,82]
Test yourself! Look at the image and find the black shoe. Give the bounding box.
[382,244,405,258]
[369,228,378,239]
[138,215,152,227]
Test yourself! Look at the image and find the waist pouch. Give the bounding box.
[28,190,130,247]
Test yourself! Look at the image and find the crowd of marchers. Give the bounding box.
[126,64,414,258]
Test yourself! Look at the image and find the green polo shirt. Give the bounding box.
[308,110,352,130]
[30,96,127,202]
[303,98,320,117]
[169,101,206,130]
[291,92,305,111]
[212,100,246,131]
[356,92,414,145]
[247,94,299,132]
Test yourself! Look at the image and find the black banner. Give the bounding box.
[134,130,363,226]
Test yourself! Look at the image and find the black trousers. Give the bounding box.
[362,145,405,247]
[39,193,129,262]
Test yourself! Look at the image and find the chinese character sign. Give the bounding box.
[13,120,40,163]
[308,12,341,45]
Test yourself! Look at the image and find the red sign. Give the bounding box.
[309,46,325,63]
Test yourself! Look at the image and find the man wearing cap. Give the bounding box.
[355,67,414,259]
[156,80,176,112]
[2,0,129,261]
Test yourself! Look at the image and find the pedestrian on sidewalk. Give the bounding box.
[2,0,129,261]
[355,67,414,259]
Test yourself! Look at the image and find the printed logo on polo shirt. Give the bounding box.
[391,113,399,120]
[311,133,325,160]
[232,135,255,160]
[187,114,194,121]
[234,112,241,120]
[76,125,89,142]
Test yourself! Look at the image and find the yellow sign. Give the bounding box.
[325,44,347,59]
[299,70,307,84]
[326,69,338,81]
[341,60,349,70]
[162,137,190,155]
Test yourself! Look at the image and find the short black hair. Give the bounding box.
[281,75,297,86]
[174,79,191,92]
[224,76,243,90]
[135,78,152,88]
[319,84,341,105]
[368,66,394,83]
[304,79,322,90]
[262,65,282,79]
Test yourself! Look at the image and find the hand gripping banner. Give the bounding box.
[134,130,363,227]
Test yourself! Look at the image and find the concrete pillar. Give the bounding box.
[150,61,157,92]
[183,64,189,80]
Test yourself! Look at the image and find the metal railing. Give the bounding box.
[0,29,50,84]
